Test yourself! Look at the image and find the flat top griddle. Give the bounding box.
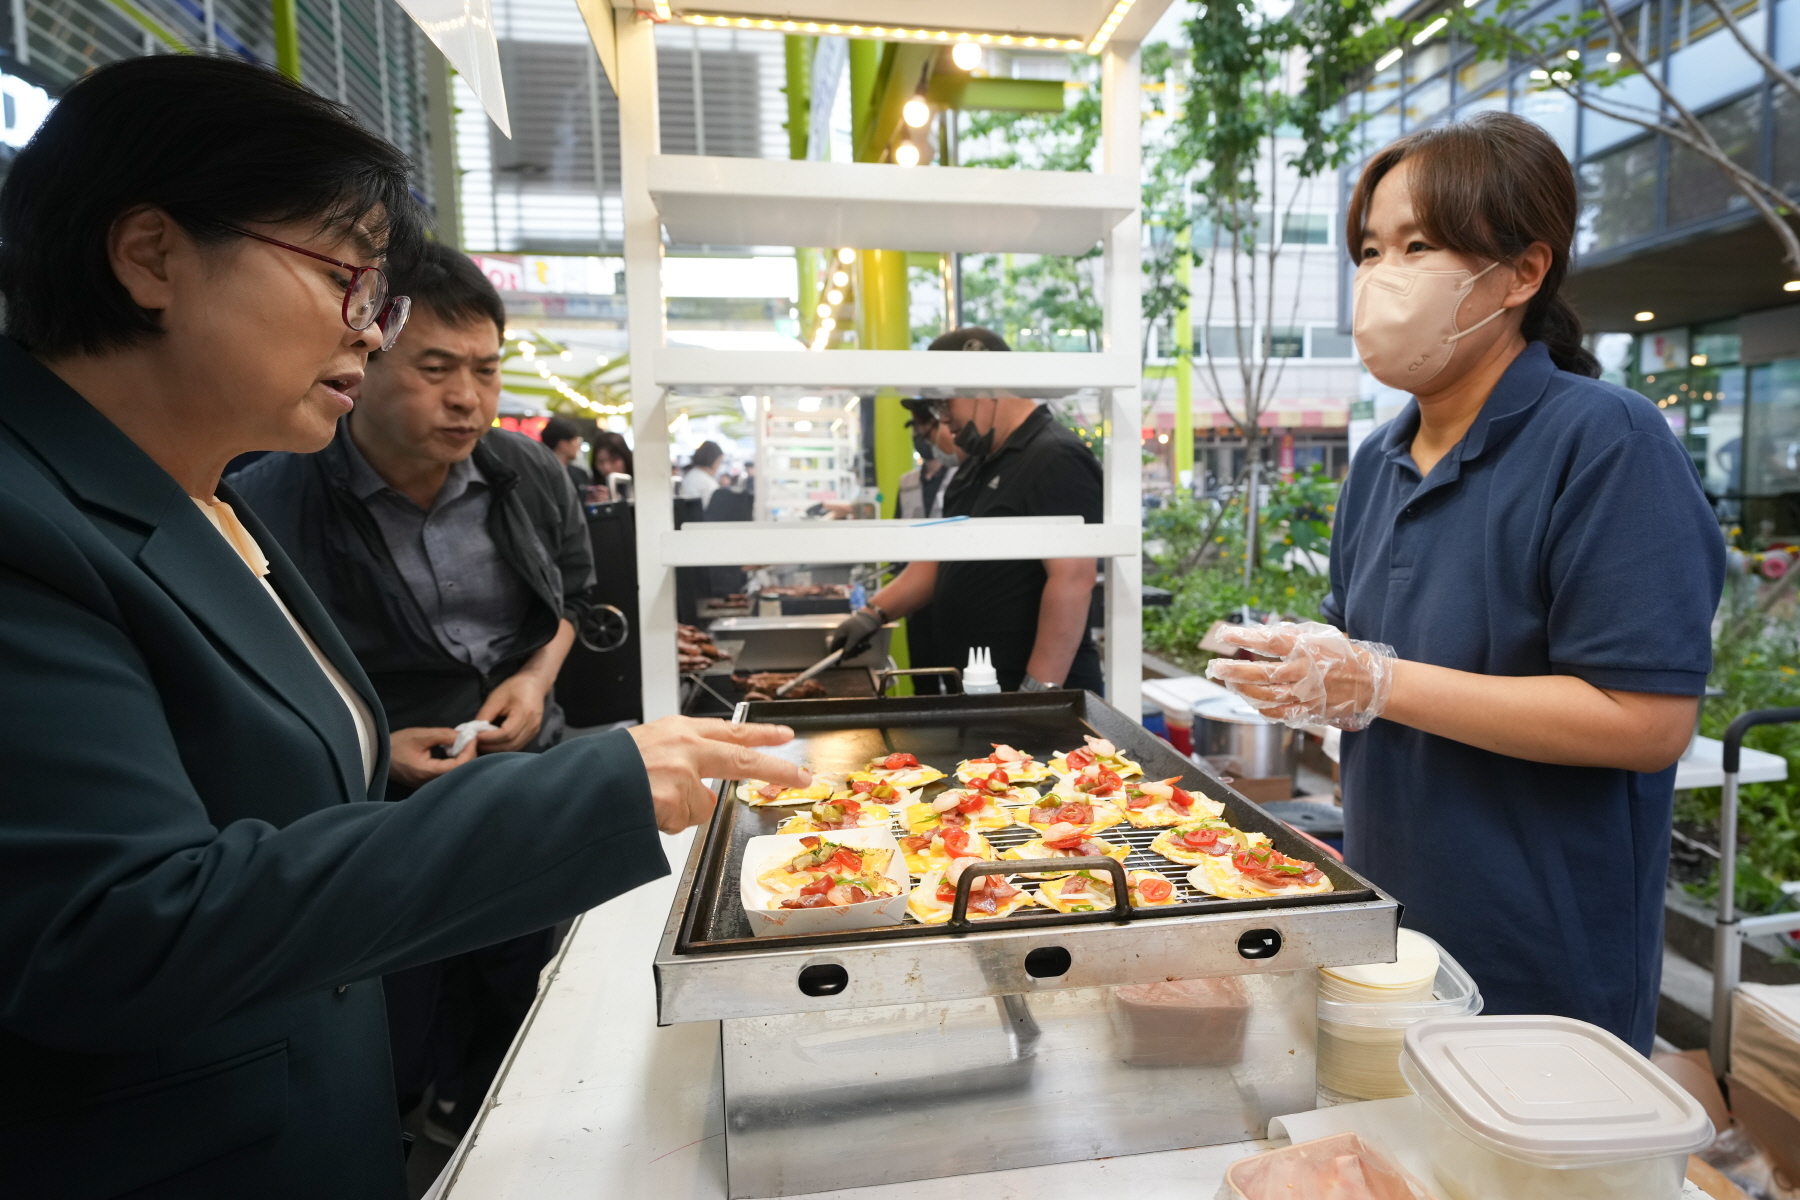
[674,689,1378,955]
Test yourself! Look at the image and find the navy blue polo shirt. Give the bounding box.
[1324,342,1724,1052]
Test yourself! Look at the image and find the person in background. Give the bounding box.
[541,415,591,496]
[590,429,632,495]
[897,398,960,521]
[679,439,723,506]
[828,327,1104,693]
[233,241,593,1145]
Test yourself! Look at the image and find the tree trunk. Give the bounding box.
[1243,430,1261,609]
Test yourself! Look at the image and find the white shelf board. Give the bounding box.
[655,347,1135,392]
[1674,735,1789,791]
[607,0,1175,48]
[648,155,1135,256]
[659,517,1140,566]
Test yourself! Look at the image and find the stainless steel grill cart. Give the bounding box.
[653,690,1400,1198]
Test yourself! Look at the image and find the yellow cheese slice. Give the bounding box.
[775,803,894,834]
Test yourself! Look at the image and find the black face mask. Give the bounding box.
[954,421,994,459]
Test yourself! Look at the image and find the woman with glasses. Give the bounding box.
[0,55,804,1199]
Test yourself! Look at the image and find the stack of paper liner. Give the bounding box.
[1316,929,1481,1102]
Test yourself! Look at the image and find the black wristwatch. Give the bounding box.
[862,603,889,624]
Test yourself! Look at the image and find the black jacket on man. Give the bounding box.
[233,426,595,744]
[0,340,662,1198]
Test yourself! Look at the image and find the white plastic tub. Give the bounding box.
[1399,1014,1713,1200]
[1316,930,1482,1102]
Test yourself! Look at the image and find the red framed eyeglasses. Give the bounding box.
[223,226,412,351]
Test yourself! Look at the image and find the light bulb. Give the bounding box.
[832,270,849,287]
[951,41,981,70]
[816,303,832,318]
[903,97,931,128]
[827,288,844,305]
[894,141,922,168]
[819,317,836,331]
[836,247,856,264]
[1634,310,1655,322]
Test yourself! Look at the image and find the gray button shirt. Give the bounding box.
[343,434,535,676]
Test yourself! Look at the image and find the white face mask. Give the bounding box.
[1352,260,1507,391]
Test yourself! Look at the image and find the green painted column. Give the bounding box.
[784,35,820,343]
[1174,226,1194,491]
[272,0,301,80]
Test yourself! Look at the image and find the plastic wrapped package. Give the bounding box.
[1217,1132,1433,1200]
[1112,977,1250,1067]
[1400,1014,1713,1200]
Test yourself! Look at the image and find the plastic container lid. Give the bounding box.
[1191,693,1277,726]
[1399,1014,1714,1169]
[1319,931,1482,1027]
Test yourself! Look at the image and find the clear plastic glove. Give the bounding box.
[1203,622,1397,731]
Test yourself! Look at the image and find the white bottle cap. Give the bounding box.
[963,647,999,692]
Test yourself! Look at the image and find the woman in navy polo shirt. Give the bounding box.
[1209,112,1723,1053]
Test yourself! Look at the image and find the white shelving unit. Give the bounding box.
[604,1,1163,719]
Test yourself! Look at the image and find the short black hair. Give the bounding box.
[385,241,507,341]
[541,416,584,449]
[927,326,1011,352]
[0,55,423,357]
[690,440,724,469]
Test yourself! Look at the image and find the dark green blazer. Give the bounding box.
[0,339,666,1199]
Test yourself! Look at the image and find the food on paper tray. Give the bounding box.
[1048,735,1142,780]
[854,751,946,789]
[756,837,902,910]
[900,787,1014,834]
[776,795,895,834]
[1150,819,1270,865]
[1218,1132,1434,1200]
[1037,868,1178,913]
[898,827,997,876]
[737,777,834,806]
[1120,776,1226,828]
[955,743,1052,784]
[1014,792,1124,835]
[736,671,828,700]
[1188,842,1333,900]
[1001,823,1131,876]
[906,863,1037,924]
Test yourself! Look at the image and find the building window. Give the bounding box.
[1310,326,1356,358]
[1774,85,1800,204]
[1748,360,1800,496]
[1282,212,1332,245]
[1267,327,1305,358]
[1406,40,1450,84]
[1666,92,1760,227]
[1577,135,1658,254]
[1454,53,1507,99]
[1362,101,1401,155]
[1404,77,1451,129]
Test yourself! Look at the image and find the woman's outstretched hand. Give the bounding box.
[1205,622,1397,731]
[628,717,810,834]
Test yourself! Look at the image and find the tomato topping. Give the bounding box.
[826,848,862,873]
[1065,747,1096,770]
[957,793,987,814]
[800,877,833,895]
[940,829,972,855]
[1053,802,1093,825]
[882,752,920,770]
[1124,789,1151,809]
[839,797,861,813]
[1232,847,1315,885]
[979,769,1010,791]
[1169,787,1194,814]
[1182,827,1220,849]
[1136,876,1173,902]
[935,882,959,902]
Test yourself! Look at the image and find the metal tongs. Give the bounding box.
[774,647,843,697]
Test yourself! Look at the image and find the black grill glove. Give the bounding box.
[827,608,884,658]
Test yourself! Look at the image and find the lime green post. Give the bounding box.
[1174,225,1194,491]
[785,35,820,343]
[272,0,301,80]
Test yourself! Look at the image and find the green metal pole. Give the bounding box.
[848,39,880,158]
[785,36,819,343]
[1174,225,1194,492]
[272,0,301,80]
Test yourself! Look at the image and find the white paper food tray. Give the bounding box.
[739,827,908,937]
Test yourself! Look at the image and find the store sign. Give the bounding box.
[472,253,621,296]
[0,71,52,150]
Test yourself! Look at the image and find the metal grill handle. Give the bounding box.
[947,857,1131,929]
[877,666,963,696]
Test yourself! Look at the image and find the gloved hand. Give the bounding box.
[1203,621,1397,731]
[826,607,884,658]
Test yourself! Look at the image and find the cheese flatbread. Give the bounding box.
[1119,777,1226,828]
[906,867,1038,924]
[1037,868,1179,913]
[756,837,900,909]
[1188,843,1333,900]
[901,791,1014,834]
[1150,820,1267,865]
[776,797,894,834]
[854,752,946,789]
[1012,793,1125,835]
[1001,829,1130,877]
[898,828,996,876]
[737,778,835,806]
[1047,735,1142,780]
[832,776,917,807]
[955,744,1052,785]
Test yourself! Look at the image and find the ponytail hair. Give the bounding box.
[1345,111,1600,378]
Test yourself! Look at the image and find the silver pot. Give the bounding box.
[1191,694,1297,780]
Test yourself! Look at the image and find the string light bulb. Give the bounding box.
[836,247,856,264]
[951,40,982,70]
[893,141,922,167]
[902,97,931,128]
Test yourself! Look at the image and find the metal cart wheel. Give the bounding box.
[576,603,630,654]
[1711,706,1800,1075]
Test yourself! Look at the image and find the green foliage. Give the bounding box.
[1678,595,1800,916]
[1141,467,1339,670]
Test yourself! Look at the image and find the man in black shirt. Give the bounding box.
[829,328,1104,692]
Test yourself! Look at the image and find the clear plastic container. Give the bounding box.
[1316,931,1482,1102]
[1399,1014,1713,1200]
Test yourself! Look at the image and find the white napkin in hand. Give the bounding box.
[449,720,498,757]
